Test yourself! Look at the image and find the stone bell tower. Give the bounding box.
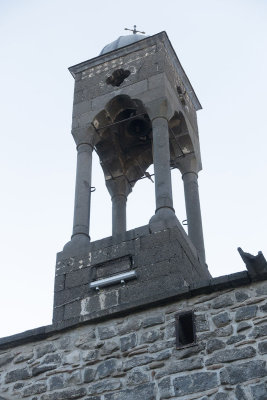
[53,31,211,325]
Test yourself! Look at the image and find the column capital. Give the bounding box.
[106,176,132,199]
[72,124,100,148]
[145,97,173,122]
[175,153,200,176]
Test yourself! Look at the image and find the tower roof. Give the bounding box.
[100,34,148,55]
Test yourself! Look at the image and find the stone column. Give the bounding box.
[177,155,206,264]
[147,99,179,232]
[63,126,98,254]
[72,142,93,239]
[106,176,132,238]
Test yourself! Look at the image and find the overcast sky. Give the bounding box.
[0,0,266,337]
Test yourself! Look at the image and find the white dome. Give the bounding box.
[100,34,147,55]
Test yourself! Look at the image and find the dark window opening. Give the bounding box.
[175,311,196,347]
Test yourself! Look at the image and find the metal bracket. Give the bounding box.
[90,270,137,290]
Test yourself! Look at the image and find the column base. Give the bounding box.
[149,207,180,233]
[63,234,90,257]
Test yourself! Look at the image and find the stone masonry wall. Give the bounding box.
[0,280,266,400]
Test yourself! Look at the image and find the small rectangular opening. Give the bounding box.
[175,311,196,348]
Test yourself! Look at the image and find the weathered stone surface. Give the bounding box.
[41,388,87,400]
[14,351,33,363]
[214,393,229,400]
[5,367,30,383]
[98,326,116,340]
[142,313,165,328]
[206,338,226,353]
[173,371,218,396]
[32,363,58,376]
[48,375,64,390]
[175,342,205,359]
[84,367,96,383]
[235,291,249,302]
[104,383,155,400]
[83,349,99,363]
[123,355,154,371]
[120,333,137,352]
[64,350,80,365]
[87,379,121,395]
[226,335,246,345]
[236,305,258,321]
[220,360,267,384]
[213,295,234,309]
[206,346,256,366]
[117,318,142,335]
[140,329,160,344]
[35,343,55,359]
[42,353,61,365]
[251,324,267,338]
[258,340,267,354]
[23,382,47,397]
[126,368,149,386]
[101,340,119,356]
[215,325,233,337]
[155,357,203,378]
[195,314,209,331]
[158,376,172,399]
[251,382,267,400]
[0,352,14,367]
[212,312,231,328]
[235,385,248,400]
[237,321,252,332]
[97,358,117,378]
[148,339,174,353]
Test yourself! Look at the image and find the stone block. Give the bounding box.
[258,340,267,354]
[0,352,14,367]
[220,360,267,384]
[155,357,203,379]
[97,358,117,378]
[64,350,80,365]
[214,393,229,400]
[14,351,33,363]
[5,367,30,383]
[173,371,218,396]
[236,305,258,321]
[87,379,121,395]
[212,312,231,327]
[237,321,252,333]
[48,375,64,390]
[251,324,267,338]
[235,385,249,400]
[126,368,149,386]
[65,267,90,289]
[226,335,246,345]
[251,382,267,400]
[104,383,155,400]
[213,294,234,309]
[23,383,47,397]
[195,314,210,331]
[140,329,160,344]
[84,367,96,382]
[117,317,142,335]
[120,333,137,352]
[98,325,116,340]
[35,343,56,358]
[42,353,61,365]
[206,346,256,366]
[158,376,173,399]
[123,354,154,371]
[41,388,87,400]
[235,290,249,302]
[54,274,65,292]
[206,338,226,354]
[142,313,165,328]
[101,341,119,356]
[32,363,57,376]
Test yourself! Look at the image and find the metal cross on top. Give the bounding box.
[124,25,145,35]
